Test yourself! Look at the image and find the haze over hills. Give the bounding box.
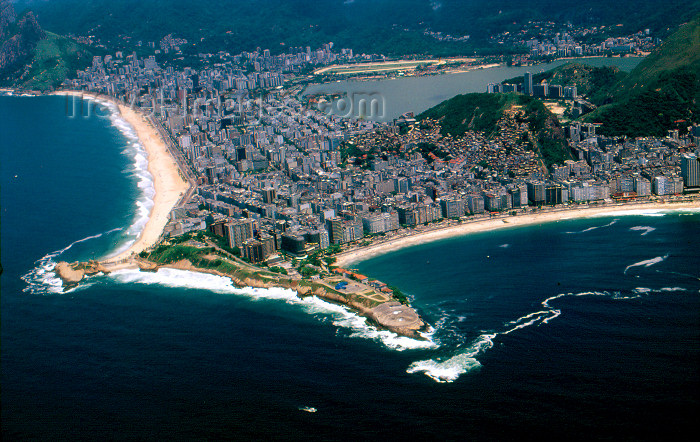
[11,0,700,56]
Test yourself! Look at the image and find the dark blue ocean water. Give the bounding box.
[2,96,699,440]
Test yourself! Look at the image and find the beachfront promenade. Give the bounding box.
[334,198,700,268]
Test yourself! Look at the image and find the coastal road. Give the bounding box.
[148,115,197,208]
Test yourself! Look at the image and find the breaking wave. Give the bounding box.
[407,334,494,383]
[624,254,669,274]
[565,219,618,234]
[21,228,123,294]
[97,99,155,259]
[630,226,656,236]
[406,285,690,383]
[108,268,438,351]
[588,207,700,218]
[22,97,154,293]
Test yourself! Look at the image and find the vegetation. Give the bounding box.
[517,95,571,168]
[1,30,94,90]
[502,63,628,106]
[389,286,409,305]
[585,14,700,136]
[418,93,518,137]
[416,142,450,163]
[198,229,241,256]
[418,93,571,168]
[586,66,699,136]
[19,0,700,56]
[326,244,342,255]
[614,13,700,101]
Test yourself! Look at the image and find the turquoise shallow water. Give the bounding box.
[2,95,699,440]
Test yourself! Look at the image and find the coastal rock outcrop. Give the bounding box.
[54,261,85,289]
[0,6,45,74]
[85,257,428,339]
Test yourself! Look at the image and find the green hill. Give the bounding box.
[614,14,700,100]
[503,63,628,106]
[417,92,572,168]
[15,0,700,56]
[8,31,93,90]
[585,14,700,136]
[418,93,519,137]
[0,0,93,91]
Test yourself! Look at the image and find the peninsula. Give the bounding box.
[44,14,700,341]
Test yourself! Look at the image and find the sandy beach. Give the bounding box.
[51,91,190,262]
[335,200,700,268]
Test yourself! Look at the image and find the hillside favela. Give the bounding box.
[2,0,699,440]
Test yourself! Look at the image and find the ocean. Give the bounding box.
[2,95,699,440]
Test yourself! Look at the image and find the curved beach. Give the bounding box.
[335,200,700,268]
[52,91,190,262]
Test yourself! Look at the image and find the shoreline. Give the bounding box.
[51,91,190,262]
[335,200,700,268]
[57,254,429,340]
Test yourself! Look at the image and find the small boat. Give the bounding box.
[299,406,317,413]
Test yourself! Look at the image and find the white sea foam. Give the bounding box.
[624,254,669,274]
[630,226,656,236]
[408,286,692,383]
[503,310,556,334]
[22,97,150,272]
[107,109,155,253]
[21,228,123,294]
[407,333,494,383]
[589,207,700,218]
[626,286,688,297]
[108,268,438,351]
[565,219,618,234]
[72,95,155,260]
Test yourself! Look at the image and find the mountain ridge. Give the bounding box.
[585,13,700,136]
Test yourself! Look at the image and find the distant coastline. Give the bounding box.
[335,200,700,268]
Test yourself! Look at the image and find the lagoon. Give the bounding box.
[303,56,643,121]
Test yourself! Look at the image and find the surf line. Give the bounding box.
[406,285,688,383]
[22,228,124,294]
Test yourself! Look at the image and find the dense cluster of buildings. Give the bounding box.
[487,71,596,118]
[64,43,699,265]
[488,71,579,99]
[490,21,660,64]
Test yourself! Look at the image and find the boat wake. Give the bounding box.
[21,228,123,294]
[406,286,690,383]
